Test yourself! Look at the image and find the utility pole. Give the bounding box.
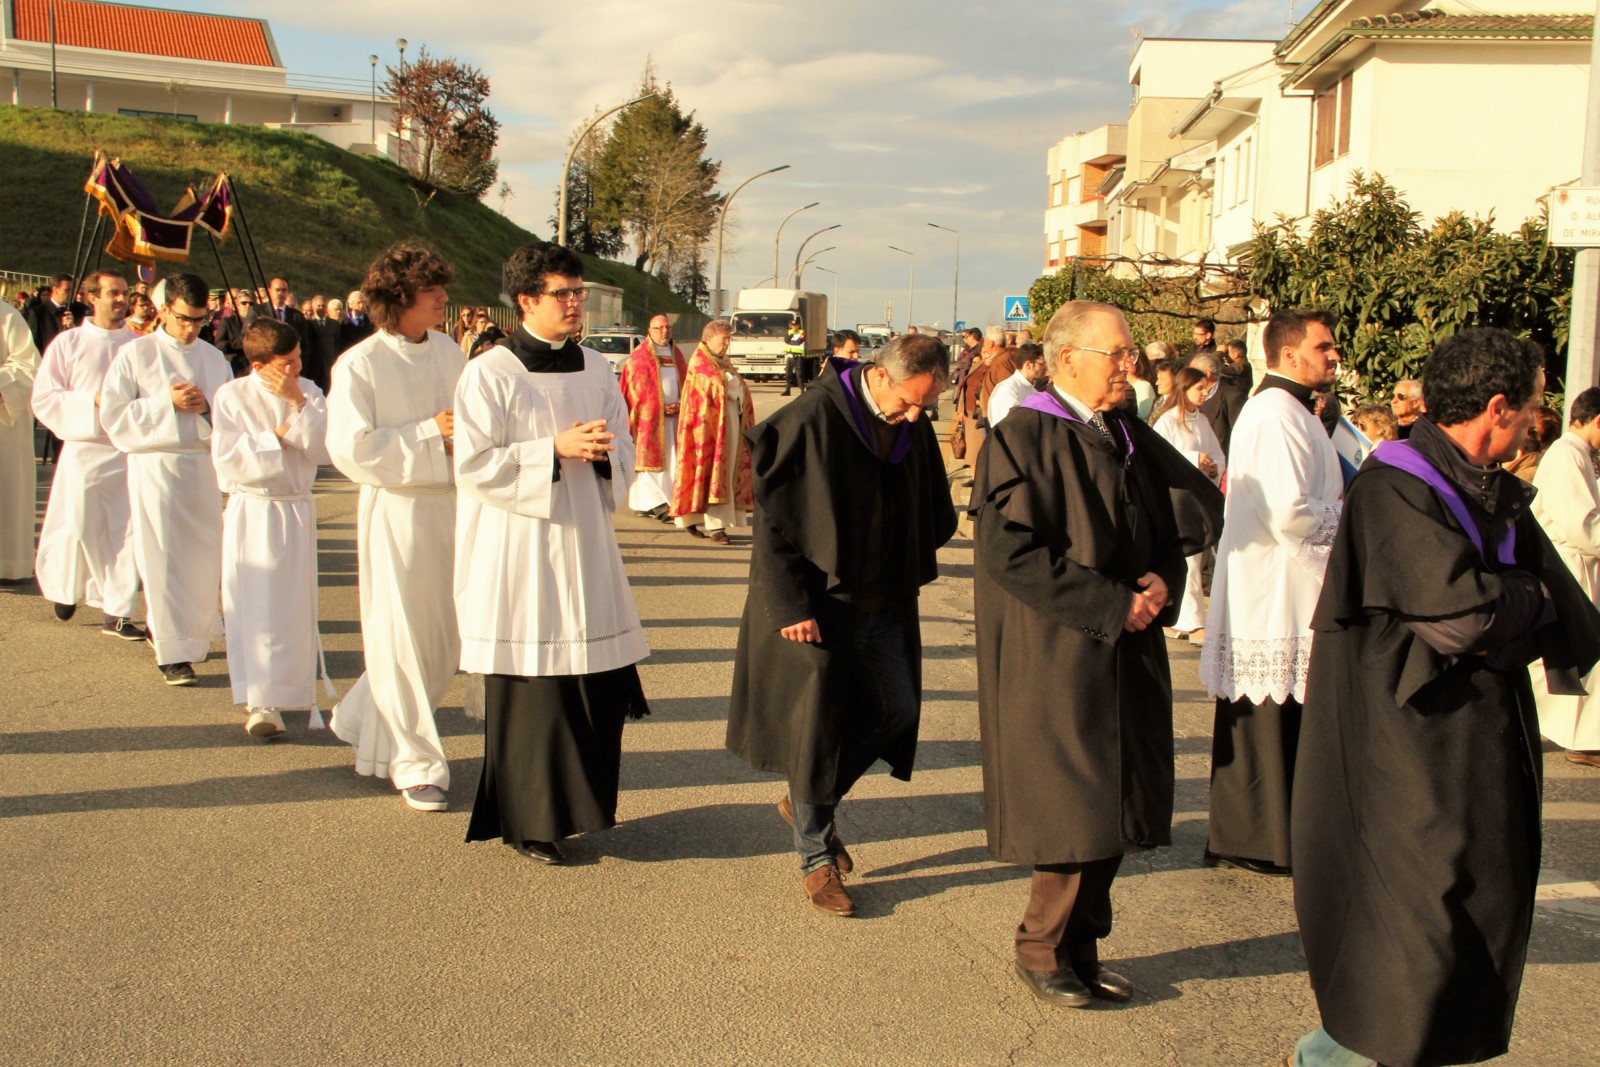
[712,164,789,318]
[49,0,58,109]
[1565,0,1600,412]
[773,202,818,288]
[928,222,960,328]
[888,246,915,329]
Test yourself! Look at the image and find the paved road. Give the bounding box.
[4,385,1597,1065]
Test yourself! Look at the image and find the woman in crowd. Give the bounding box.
[1152,366,1225,643]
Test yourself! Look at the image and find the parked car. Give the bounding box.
[580,327,644,375]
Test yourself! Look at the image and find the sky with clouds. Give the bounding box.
[190,0,1297,327]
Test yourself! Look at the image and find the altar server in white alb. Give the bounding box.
[1531,386,1600,768]
[458,242,650,867]
[32,270,144,637]
[0,296,40,583]
[100,272,233,687]
[212,318,331,740]
[327,243,465,813]
[1199,308,1343,876]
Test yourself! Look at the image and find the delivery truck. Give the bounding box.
[727,288,828,382]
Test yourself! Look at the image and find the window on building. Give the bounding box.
[1237,139,1252,206]
[1215,157,1225,217]
[1314,73,1353,168]
[1051,180,1063,207]
[1047,240,1058,267]
[119,108,198,122]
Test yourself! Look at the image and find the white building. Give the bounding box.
[1043,124,1125,271]
[0,0,399,157]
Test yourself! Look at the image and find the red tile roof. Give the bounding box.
[12,0,276,67]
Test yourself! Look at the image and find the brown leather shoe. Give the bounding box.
[778,794,853,874]
[707,529,731,545]
[803,864,855,916]
[1566,750,1600,769]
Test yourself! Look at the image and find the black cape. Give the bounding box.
[1293,450,1600,1067]
[727,360,957,803]
[971,394,1223,864]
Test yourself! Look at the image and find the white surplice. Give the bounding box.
[327,329,463,791]
[212,374,330,711]
[1200,383,1343,703]
[100,328,233,664]
[455,344,649,677]
[1530,431,1600,750]
[1153,404,1226,633]
[626,346,680,513]
[32,322,140,616]
[0,300,40,580]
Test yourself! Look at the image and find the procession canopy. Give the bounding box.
[84,152,235,265]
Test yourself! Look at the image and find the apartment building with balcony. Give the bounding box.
[1043,124,1126,273]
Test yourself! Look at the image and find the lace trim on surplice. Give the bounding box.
[1199,632,1314,705]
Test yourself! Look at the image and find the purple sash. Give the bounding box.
[835,359,914,464]
[1017,389,1134,466]
[1371,440,1516,565]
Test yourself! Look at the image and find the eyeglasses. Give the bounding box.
[541,287,589,304]
[1075,344,1136,364]
[168,309,213,326]
[1392,391,1419,401]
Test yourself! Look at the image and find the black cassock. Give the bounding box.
[970,391,1222,864]
[727,360,957,804]
[1294,426,1600,1067]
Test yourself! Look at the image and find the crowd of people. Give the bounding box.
[3,244,1600,1067]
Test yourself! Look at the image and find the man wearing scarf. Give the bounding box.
[457,242,650,867]
[1288,328,1600,1067]
[669,320,754,544]
[620,314,688,522]
[728,334,957,916]
[970,301,1222,1008]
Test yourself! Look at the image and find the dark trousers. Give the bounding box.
[1015,855,1124,973]
[790,604,918,872]
[1208,695,1301,867]
[784,354,809,392]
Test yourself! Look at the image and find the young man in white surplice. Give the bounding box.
[211,318,331,741]
[457,242,650,868]
[99,272,234,688]
[327,244,465,813]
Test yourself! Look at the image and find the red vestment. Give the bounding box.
[670,345,754,517]
[618,340,687,472]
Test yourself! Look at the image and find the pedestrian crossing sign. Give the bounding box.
[1004,296,1031,323]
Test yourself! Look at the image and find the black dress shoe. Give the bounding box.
[1076,964,1135,1002]
[1013,963,1093,1008]
[1203,849,1291,877]
[513,840,564,865]
[53,602,76,621]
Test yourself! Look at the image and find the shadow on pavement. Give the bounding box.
[1106,931,1308,1003]
[3,761,396,817]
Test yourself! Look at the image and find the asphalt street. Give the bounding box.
[4,385,1598,1066]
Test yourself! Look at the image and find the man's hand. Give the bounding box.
[1198,454,1218,478]
[170,382,207,414]
[433,410,454,438]
[555,419,615,462]
[780,619,822,644]
[256,364,306,407]
[1123,572,1170,633]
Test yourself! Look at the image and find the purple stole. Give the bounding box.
[1017,389,1134,466]
[835,359,914,464]
[1371,440,1516,565]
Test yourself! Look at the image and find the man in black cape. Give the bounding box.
[728,334,957,916]
[970,300,1223,1008]
[1289,327,1600,1067]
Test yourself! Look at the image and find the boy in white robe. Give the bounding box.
[100,272,233,687]
[327,243,464,812]
[0,297,40,582]
[31,270,143,635]
[212,319,331,739]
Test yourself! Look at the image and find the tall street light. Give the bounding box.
[791,224,841,287]
[368,54,379,145]
[888,245,915,329]
[396,38,407,71]
[394,39,408,167]
[813,265,838,328]
[773,202,819,288]
[927,222,960,329]
[713,163,789,318]
[557,92,660,247]
[796,246,835,289]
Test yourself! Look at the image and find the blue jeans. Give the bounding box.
[791,604,918,873]
[1294,1026,1378,1067]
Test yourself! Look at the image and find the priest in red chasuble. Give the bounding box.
[670,319,753,544]
[620,314,687,521]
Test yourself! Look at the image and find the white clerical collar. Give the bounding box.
[156,326,196,354]
[83,321,127,337]
[654,343,673,358]
[1053,386,1097,423]
[524,325,568,347]
[858,366,892,423]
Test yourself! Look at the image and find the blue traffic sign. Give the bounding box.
[953,320,966,332]
[1004,296,1032,323]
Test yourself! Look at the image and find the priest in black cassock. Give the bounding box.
[728,334,957,917]
[1290,328,1600,1067]
[456,242,650,867]
[970,301,1222,1008]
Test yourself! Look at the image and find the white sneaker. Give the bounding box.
[246,708,286,739]
[403,785,448,812]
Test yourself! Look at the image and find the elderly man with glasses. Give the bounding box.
[1389,377,1425,438]
[620,314,687,522]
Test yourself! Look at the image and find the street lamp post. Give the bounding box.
[368,55,378,146]
[557,92,660,247]
[813,265,838,328]
[796,246,835,289]
[773,202,819,287]
[394,40,408,166]
[927,222,960,330]
[713,164,790,318]
[888,245,916,330]
[396,38,407,71]
[791,224,841,286]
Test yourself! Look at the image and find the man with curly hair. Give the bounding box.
[327,243,464,812]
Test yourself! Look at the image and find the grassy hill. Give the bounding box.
[0,105,695,316]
